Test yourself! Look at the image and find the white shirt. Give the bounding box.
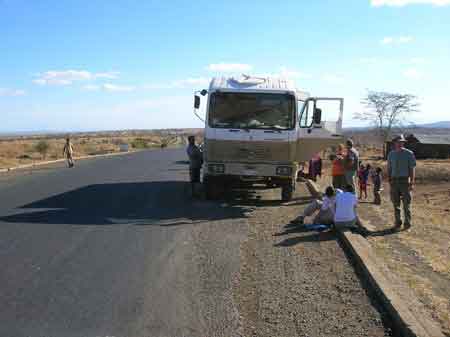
[334,189,357,222]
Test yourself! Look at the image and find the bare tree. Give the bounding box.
[354,91,419,154]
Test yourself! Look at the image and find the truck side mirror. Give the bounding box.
[200,89,208,96]
[313,108,322,124]
[194,95,200,109]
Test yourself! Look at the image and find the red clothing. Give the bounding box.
[332,153,345,176]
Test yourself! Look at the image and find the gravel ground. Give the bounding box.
[236,184,393,337]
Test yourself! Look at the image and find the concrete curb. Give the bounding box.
[0,150,138,173]
[304,179,444,337]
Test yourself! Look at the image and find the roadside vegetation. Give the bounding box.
[0,130,200,169]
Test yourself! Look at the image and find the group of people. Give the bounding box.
[330,139,382,205]
[187,133,417,232]
[292,183,359,231]
[296,134,416,232]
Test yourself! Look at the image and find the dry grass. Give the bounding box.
[0,131,194,169]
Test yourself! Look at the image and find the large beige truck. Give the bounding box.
[194,75,344,201]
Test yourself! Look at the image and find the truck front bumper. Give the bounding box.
[205,162,298,179]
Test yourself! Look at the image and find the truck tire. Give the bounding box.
[281,184,294,202]
[204,177,222,200]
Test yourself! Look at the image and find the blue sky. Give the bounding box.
[1,0,450,132]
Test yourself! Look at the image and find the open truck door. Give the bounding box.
[296,97,344,162]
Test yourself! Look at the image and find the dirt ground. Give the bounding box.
[236,185,392,337]
[317,153,450,336]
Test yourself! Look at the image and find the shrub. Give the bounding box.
[35,140,50,159]
[131,138,149,149]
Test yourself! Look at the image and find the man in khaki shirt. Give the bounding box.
[387,134,416,229]
[63,138,74,168]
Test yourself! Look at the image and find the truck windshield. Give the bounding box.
[209,92,295,130]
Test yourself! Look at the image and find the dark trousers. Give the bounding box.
[373,188,381,205]
[332,175,346,190]
[390,178,412,225]
[189,167,201,183]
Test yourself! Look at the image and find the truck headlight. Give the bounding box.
[276,166,292,176]
[208,164,225,174]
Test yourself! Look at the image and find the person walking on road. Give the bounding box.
[344,139,359,191]
[387,134,416,230]
[331,144,346,190]
[63,138,74,168]
[186,135,203,197]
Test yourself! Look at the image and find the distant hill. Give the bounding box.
[415,121,450,129]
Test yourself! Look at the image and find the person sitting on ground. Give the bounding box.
[334,184,359,230]
[290,186,336,226]
[372,167,383,205]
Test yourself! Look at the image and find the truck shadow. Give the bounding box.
[0,181,251,226]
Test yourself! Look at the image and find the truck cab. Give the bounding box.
[194,75,344,201]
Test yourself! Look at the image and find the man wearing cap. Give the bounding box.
[344,139,359,191]
[387,134,416,229]
[186,135,203,197]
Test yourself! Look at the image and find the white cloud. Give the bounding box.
[398,36,414,43]
[206,63,253,72]
[359,57,380,64]
[403,68,422,79]
[371,0,450,6]
[323,74,345,84]
[33,70,119,86]
[103,83,135,92]
[94,72,119,79]
[82,83,135,92]
[0,88,26,96]
[410,57,426,64]
[144,77,209,90]
[381,37,394,44]
[172,77,209,88]
[82,84,101,91]
[381,36,414,44]
[279,66,311,79]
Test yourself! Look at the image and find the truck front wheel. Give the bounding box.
[204,176,223,200]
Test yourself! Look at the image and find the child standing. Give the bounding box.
[357,163,370,199]
[372,167,383,205]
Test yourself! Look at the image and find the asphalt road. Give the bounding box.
[0,149,248,337]
[0,148,391,337]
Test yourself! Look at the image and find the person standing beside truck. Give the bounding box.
[344,139,359,191]
[308,153,322,182]
[63,137,74,168]
[387,134,416,230]
[331,144,346,189]
[186,135,203,197]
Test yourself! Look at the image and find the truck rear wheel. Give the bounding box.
[281,184,294,202]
